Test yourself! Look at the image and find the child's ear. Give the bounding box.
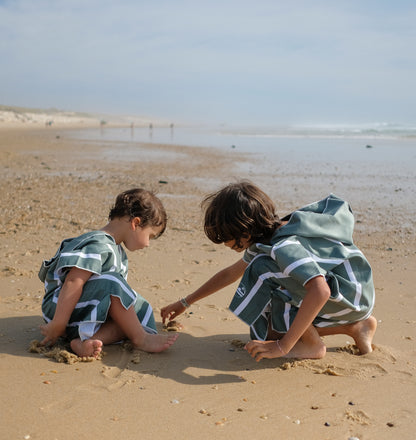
[131,217,141,229]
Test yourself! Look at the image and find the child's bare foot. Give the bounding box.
[70,338,103,358]
[133,332,178,353]
[349,315,377,354]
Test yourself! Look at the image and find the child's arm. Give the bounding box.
[246,275,331,360]
[40,267,92,346]
[161,258,247,324]
[277,275,331,353]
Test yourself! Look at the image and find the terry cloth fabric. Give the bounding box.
[39,231,157,341]
[229,194,375,340]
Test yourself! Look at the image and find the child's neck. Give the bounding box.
[101,219,127,245]
[277,220,288,229]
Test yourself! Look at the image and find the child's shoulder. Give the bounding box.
[61,230,115,250]
[76,230,112,241]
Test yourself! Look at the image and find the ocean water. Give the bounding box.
[66,123,415,222]
[68,122,416,171]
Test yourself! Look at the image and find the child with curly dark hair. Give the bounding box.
[161,181,376,361]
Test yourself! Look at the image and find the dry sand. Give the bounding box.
[1,113,415,440]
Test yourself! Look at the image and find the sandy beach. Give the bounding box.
[1,110,415,440]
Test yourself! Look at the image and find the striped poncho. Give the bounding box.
[229,194,375,340]
[39,231,157,341]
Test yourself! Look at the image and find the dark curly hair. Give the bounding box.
[109,188,167,237]
[202,181,281,247]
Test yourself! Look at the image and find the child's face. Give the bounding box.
[127,221,163,251]
[224,236,251,253]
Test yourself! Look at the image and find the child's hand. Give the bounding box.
[39,320,66,346]
[160,301,186,324]
[244,339,287,362]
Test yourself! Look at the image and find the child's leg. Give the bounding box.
[316,315,377,354]
[245,325,326,361]
[70,297,177,357]
[106,296,178,352]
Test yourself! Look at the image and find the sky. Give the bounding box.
[1,0,415,126]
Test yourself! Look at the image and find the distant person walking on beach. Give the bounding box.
[39,188,178,358]
[161,181,376,361]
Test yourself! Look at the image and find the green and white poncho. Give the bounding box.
[229,194,375,340]
[39,231,157,341]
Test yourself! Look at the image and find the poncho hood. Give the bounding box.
[272,194,355,245]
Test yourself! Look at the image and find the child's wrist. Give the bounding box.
[51,318,66,330]
[276,339,285,355]
[180,297,190,308]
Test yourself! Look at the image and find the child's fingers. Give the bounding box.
[39,327,50,341]
[40,336,53,347]
[245,341,271,361]
[161,302,185,323]
[160,307,170,322]
[161,308,174,323]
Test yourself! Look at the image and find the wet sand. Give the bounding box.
[1,122,415,440]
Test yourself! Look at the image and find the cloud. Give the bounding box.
[1,0,415,124]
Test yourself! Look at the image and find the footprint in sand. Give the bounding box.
[101,352,141,390]
[100,345,134,379]
[344,409,371,426]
